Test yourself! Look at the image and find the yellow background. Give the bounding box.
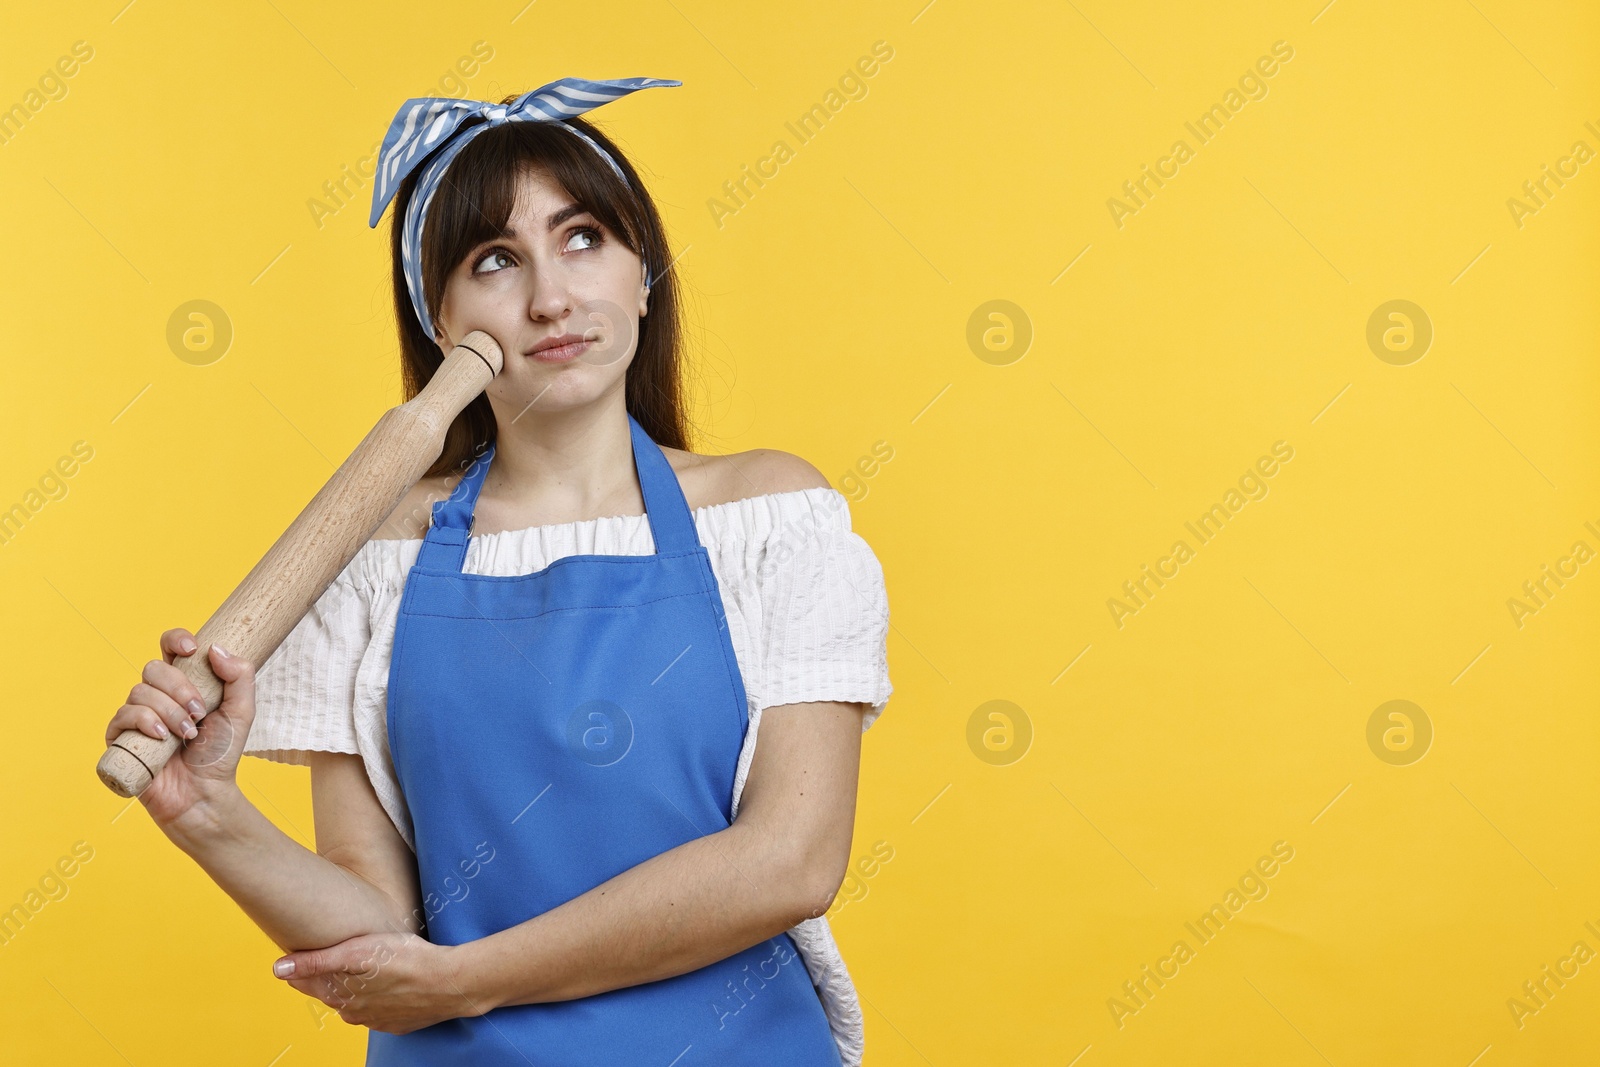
[3,0,1597,1063]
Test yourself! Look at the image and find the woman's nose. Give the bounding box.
[523,265,575,321]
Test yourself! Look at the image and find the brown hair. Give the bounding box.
[387,105,690,479]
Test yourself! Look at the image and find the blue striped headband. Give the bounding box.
[368,75,681,343]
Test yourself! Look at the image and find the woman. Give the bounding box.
[102,79,892,1065]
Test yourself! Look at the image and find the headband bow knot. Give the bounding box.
[368,75,681,341]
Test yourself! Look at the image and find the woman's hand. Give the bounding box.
[102,628,258,836]
[274,932,489,1034]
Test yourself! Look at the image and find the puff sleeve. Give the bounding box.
[244,556,367,764]
[749,491,893,729]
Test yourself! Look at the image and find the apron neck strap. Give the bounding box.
[627,411,700,555]
[417,411,700,572]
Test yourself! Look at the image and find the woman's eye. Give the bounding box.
[473,250,515,275]
[473,228,601,274]
[567,226,603,252]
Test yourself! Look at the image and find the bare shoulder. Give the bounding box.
[371,448,833,541]
[663,447,833,510]
[372,472,458,541]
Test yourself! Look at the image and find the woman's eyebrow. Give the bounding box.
[544,203,587,231]
[492,203,590,241]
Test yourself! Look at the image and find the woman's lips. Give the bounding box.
[528,339,592,363]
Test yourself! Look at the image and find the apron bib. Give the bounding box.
[367,412,843,1066]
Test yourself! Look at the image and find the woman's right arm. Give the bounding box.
[105,627,422,953]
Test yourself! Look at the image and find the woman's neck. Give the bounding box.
[475,401,642,529]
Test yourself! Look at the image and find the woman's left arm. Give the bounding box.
[277,698,864,1032]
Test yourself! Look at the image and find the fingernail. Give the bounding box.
[180,720,198,740]
[187,699,206,719]
[274,959,295,978]
[153,721,170,739]
[182,639,197,654]
[213,644,232,659]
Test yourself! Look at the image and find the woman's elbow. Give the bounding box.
[735,798,854,927]
[777,836,850,925]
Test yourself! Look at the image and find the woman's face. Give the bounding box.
[431,165,649,419]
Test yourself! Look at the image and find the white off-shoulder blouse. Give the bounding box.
[244,484,892,1067]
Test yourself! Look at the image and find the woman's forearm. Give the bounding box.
[165,785,414,952]
[455,820,827,1009]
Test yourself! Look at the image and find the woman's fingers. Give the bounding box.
[160,628,199,666]
[103,631,203,748]
[128,682,200,740]
[104,701,177,745]
[287,974,350,1008]
[141,657,209,724]
[206,645,256,723]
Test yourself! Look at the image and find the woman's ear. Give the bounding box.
[432,306,452,349]
[638,261,651,318]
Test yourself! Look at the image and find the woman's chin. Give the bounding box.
[491,371,626,417]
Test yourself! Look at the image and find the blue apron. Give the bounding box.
[367,412,843,1067]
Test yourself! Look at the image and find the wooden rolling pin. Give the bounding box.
[96,331,504,797]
